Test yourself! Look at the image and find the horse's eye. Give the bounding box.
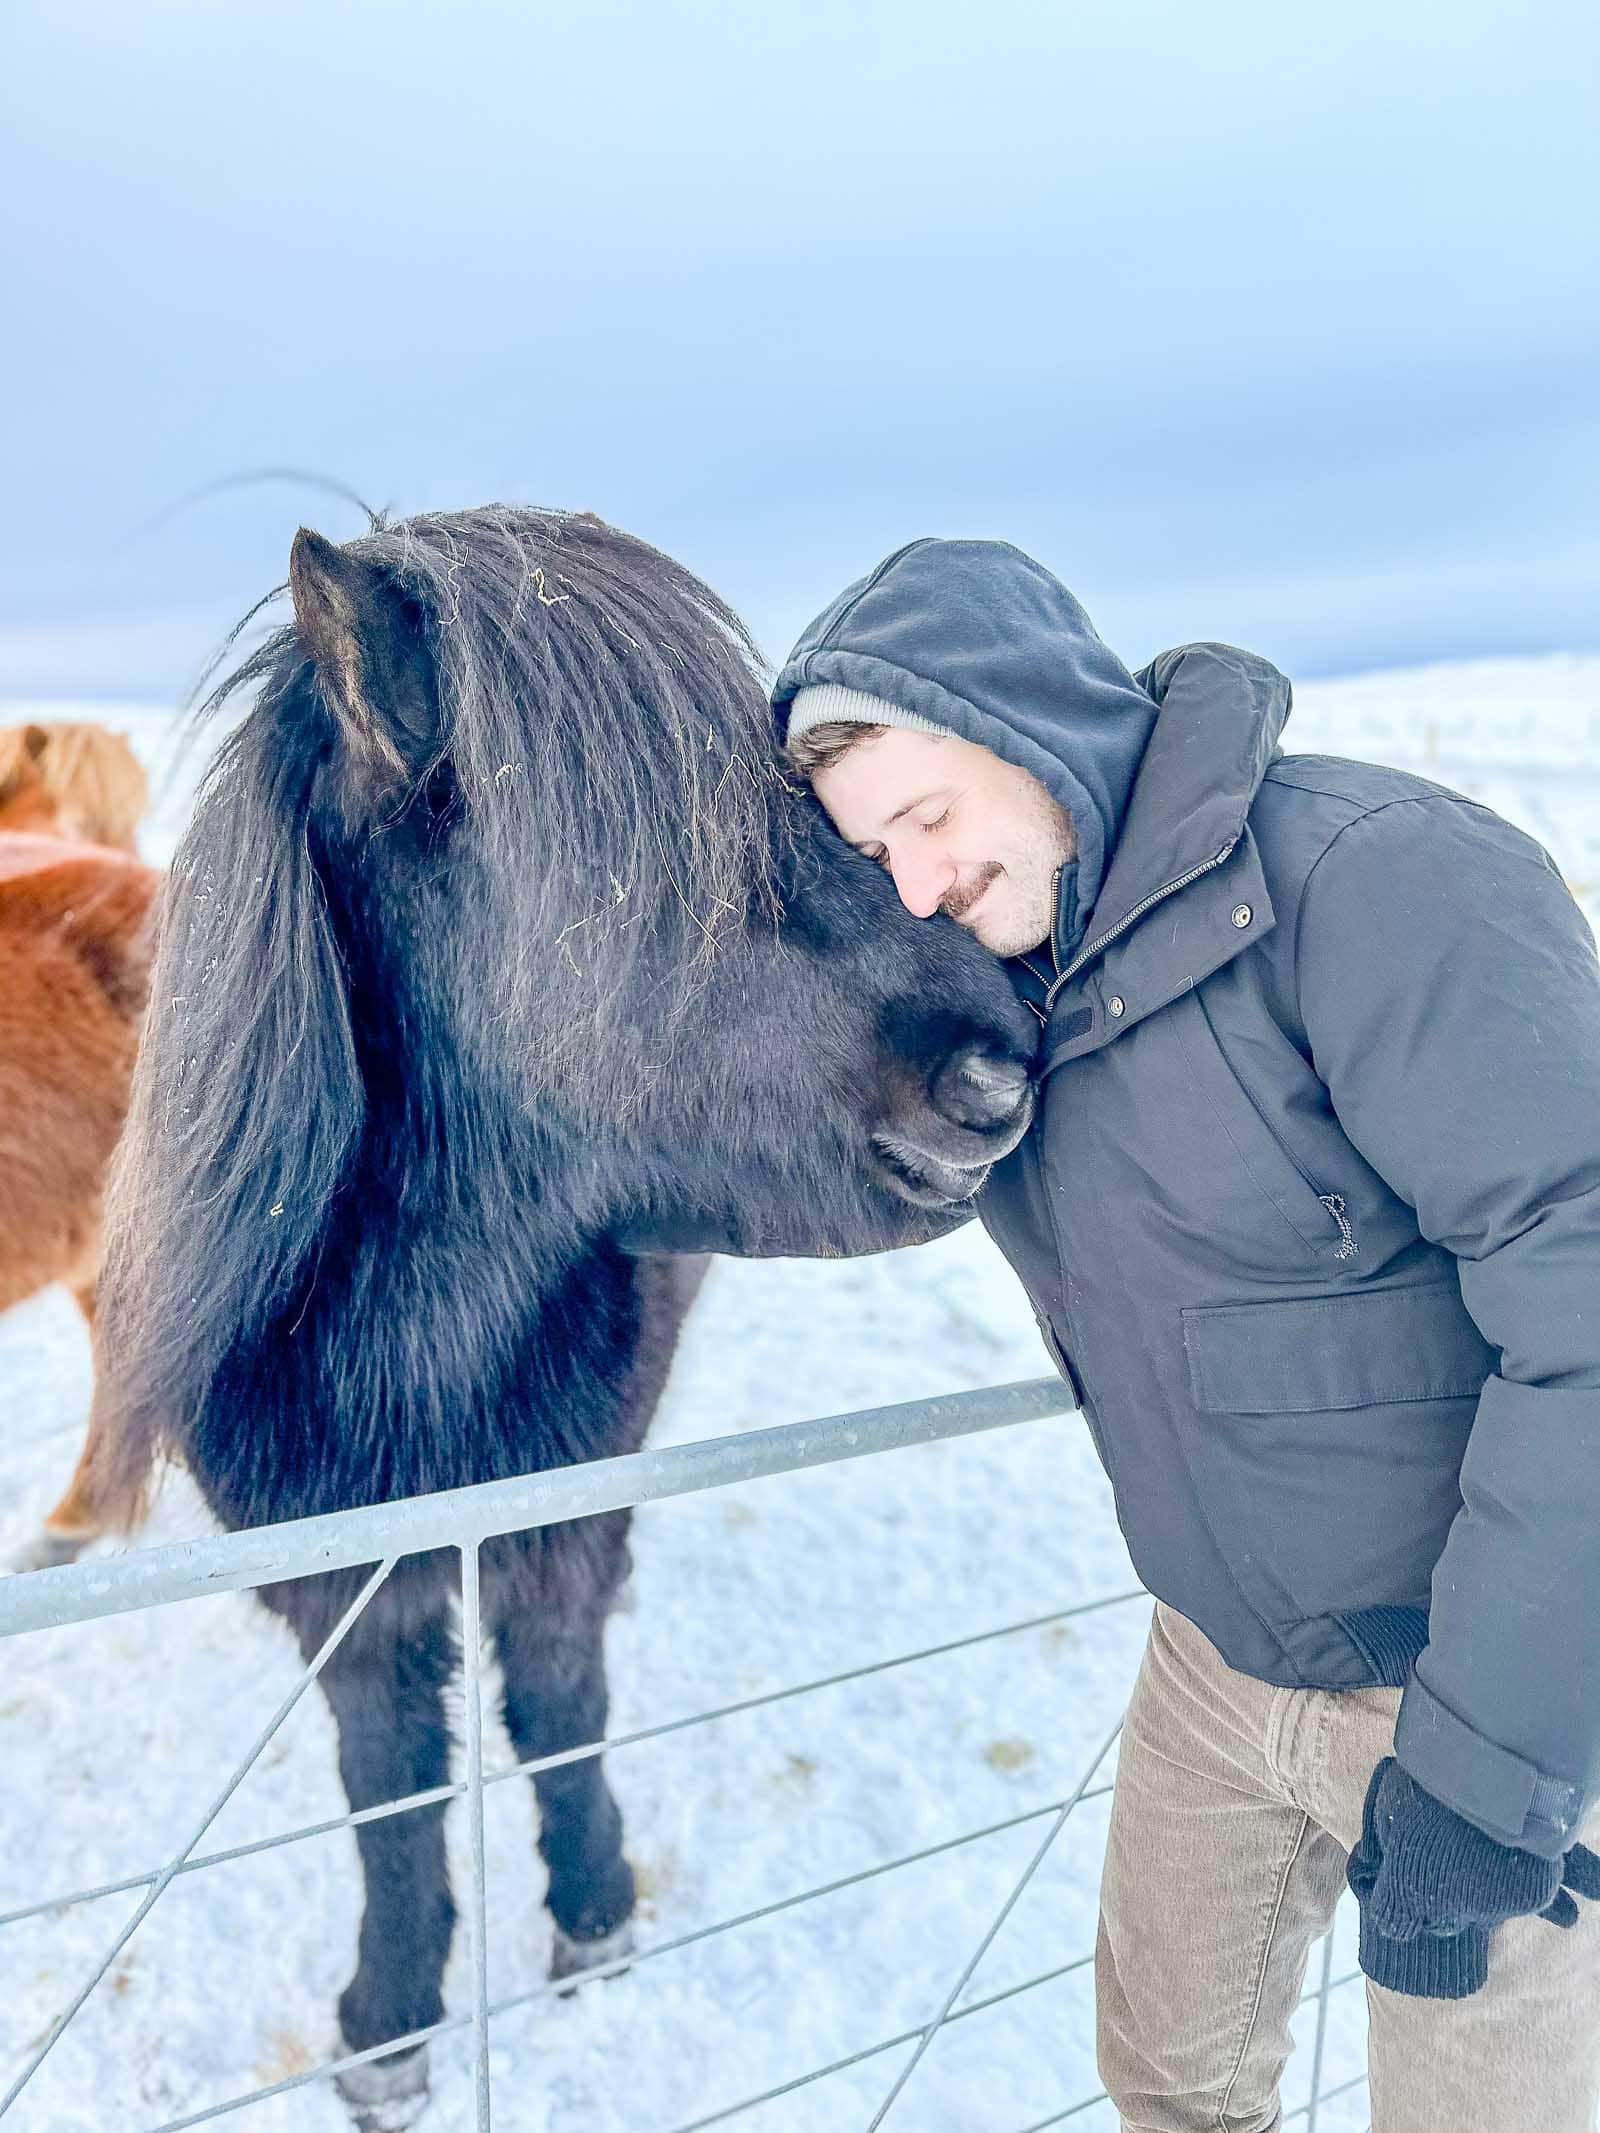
[423,763,459,823]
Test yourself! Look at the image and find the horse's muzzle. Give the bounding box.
[873,1043,1034,1207]
[931,1047,1033,1137]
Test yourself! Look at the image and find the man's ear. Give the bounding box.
[288,527,439,784]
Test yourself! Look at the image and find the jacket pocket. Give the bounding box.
[1175,1283,1493,1624]
[1182,1282,1495,1414]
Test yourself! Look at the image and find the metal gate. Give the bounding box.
[0,1379,1368,2130]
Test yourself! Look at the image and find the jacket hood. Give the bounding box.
[772,539,1162,945]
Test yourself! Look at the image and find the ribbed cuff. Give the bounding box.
[1358,1914,1489,2000]
[1338,1605,1430,1687]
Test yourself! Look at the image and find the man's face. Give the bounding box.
[811,727,1075,959]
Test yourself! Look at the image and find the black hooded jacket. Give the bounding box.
[775,540,1600,1861]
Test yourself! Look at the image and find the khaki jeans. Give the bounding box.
[1096,1603,1600,2133]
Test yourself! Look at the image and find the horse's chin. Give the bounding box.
[613,1209,747,1256]
[868,1136,991,1210]
[612,1177,984,1261]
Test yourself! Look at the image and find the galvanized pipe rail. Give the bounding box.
[0,1377,1073,1639]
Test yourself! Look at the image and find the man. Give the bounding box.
[772,538,1600,2133]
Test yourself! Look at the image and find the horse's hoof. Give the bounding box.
[7,1530,91,1574]
[335,2041,431,2131]
[550,1917,634,1993]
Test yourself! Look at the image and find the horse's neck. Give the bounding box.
[199,1132,634,1514]
[326,866,619,1291]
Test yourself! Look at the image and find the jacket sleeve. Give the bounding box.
[1294,792,1600,1857]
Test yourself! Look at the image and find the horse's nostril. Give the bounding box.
[940,1048,1032,1128]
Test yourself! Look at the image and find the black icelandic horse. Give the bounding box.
[91,507,1035,2127]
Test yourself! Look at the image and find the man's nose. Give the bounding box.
[890,847,955,920]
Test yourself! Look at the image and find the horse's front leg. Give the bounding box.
[274,1578,458,2132]
[490,1516,637,1980]
[9,1280,131,1572]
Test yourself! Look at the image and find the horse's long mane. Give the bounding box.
[93,507,789,1505]
[211,506,788,1039]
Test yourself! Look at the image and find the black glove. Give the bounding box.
[1346,1756,1600,1999]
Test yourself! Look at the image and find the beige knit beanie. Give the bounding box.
[783,681,947,750]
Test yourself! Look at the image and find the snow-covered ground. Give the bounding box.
[3,653,1597,2133]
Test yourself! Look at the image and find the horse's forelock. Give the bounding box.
[186,506,794,1111]
[368,508,792,1077]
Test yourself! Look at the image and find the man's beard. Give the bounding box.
[936,785,1075,958]
[940,862,1004,924]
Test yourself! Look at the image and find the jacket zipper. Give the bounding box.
[1045,839,1238,1009]
[1319,1193,1358,1260]
[1244,1100,1361,1263]
[1043,834,1359,1265]
[1259,1128,1360,1261]
[1236,1086,1362,1263]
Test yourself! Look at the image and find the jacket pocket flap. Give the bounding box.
[1182,1283,1495,1415]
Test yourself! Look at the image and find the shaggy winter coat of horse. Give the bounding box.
[0,719,159,1567]
[88,507,1037,2130]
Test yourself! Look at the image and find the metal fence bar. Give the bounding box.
[145,2019,468,2133]
[0,1556,396,2121]
[67,1805,1373,2133]
[1284,2069,1368,2123]
[488,1788,1120,2009]
[1014,2096,1111,2130]
[1,1587,1145,1933]
[1310,1966,1361,2000]
[659,1950,1102,2133]
[0,1356,1377,2132]
[865,1712,1126,2131]
[460,1541,493,2133]
[2,1374,1361,2130]
[1001,1948,1368,2133]
[126,1782,1121,2132]
[1304,1926,1337,2133]
[0,1784,458,1933]
[0,1378,1074,1638]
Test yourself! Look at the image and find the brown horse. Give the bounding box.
[1,722,160,1569]
[0,719,149,851]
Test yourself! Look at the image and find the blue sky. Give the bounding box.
[2,0,1596,697]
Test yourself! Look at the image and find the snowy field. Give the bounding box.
[3,653,1598,2133]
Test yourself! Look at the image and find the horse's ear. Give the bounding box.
[0,722,46,798]
[288,527,438,782]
